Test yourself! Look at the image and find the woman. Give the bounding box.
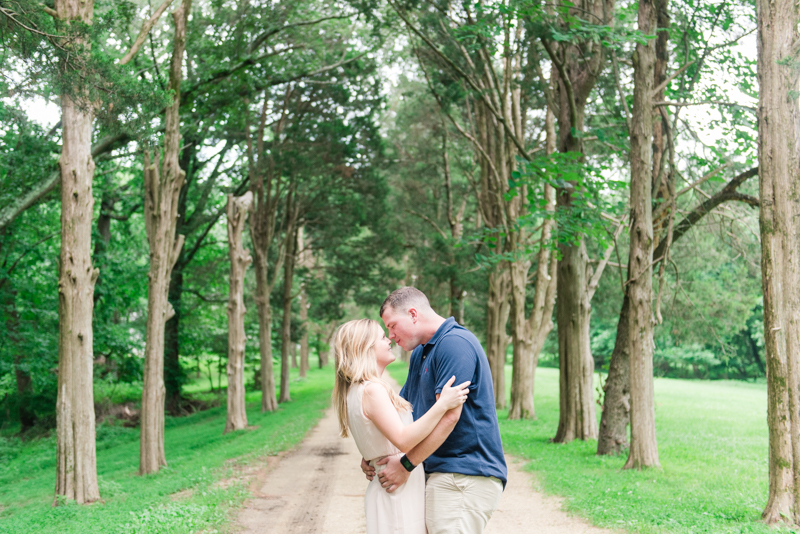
[333,319,470,534]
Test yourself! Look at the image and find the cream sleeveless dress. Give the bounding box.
[347,381,426,534]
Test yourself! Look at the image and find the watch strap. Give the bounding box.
[399,454,416,472]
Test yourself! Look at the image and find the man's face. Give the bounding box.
[381,306,420,352]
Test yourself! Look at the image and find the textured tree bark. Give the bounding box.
[650,0,670,215]
[299,289,310,377]
[139,0,190,476]
[54,0,100,506]
[553,235,597,442]
[757,0,800,522]
[163,133,201,412]
[279,202,298,404]
[552,76,598,441]
[253,255,278,411]
[597,292,631,455]
[623,0,659,470]
[508,107,558,421]
[225,192,253,434]
[508,259,534,419]
[297,226,309,378]
[598,0,668,457]
[547,0,614,443]
[319,323,336,368]
[486,269,511,408]
[246,95,286,413]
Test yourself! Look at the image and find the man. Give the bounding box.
[362,287,507,534]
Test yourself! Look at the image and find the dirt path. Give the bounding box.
[233,404,617,534]
[233,371,617,534]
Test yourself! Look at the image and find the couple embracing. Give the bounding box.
[333,287,507,534]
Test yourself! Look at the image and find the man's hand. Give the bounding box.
[360,457,375,481]
[376,454,410,493]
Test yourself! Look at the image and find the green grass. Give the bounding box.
[387,362,787,534]
[0,364,332,534]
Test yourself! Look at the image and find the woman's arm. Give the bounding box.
[362,377,468,453]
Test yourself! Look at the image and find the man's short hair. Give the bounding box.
[380,287,432,317]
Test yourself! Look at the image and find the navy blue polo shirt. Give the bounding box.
[399,317,507,485]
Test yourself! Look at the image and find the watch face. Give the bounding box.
[400,455,415,471]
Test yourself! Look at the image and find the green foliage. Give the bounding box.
[518,152,625,250]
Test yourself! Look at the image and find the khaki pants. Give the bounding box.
[425,472,503,534]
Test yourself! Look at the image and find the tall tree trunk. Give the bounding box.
[139,0,189,476]
[547,0,614,443]
[758,0,800,521]
[162,133,198,411]
[299,288,309,377]
[598,0,669,457]
[508,259,534,419]
[246,94,285,412]
[597,292,631,455]
[318,323,336,368]
[225,192,253,434]
[623,0,659,470]
[508,106,558,421]
[553,71,597,440]
[298,226,309,378]
[486,268,510,408]
[253,254,278,411]
[279,212,297,404]
[553,236,597,442]
[54,0,100,505]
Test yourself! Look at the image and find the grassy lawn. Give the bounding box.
[0,364,332,534]
[387,362,786,534]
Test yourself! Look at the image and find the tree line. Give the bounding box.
[3,0,798,526]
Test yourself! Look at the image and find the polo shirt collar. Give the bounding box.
[423,317,457,348]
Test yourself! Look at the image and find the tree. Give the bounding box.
[623,0,659,470]
[160,0,366,411]
[53,0,100,505]
[297,226,311,378]
[508,108,557,421]
[757,0,800,522]
[244,88,287,411]
[597,0,759,455]
[393,2,557,413]
[278,187,298,403]
[225,192,253,433]
[382,76,482,335]
[138,0,190,476]
[544,0,615,442]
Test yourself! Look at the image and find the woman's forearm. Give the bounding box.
[392,401,449,452]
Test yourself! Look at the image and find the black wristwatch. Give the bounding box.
[399,454,416,472]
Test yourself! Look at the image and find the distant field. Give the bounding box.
[0,365,331,534]
[388,362,783,534]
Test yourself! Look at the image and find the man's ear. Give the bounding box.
[408,308,417,322]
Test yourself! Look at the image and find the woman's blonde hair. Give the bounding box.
[333,319,412,437]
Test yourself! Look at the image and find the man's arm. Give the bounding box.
[407,402,461,465]
[376,400,462,493]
